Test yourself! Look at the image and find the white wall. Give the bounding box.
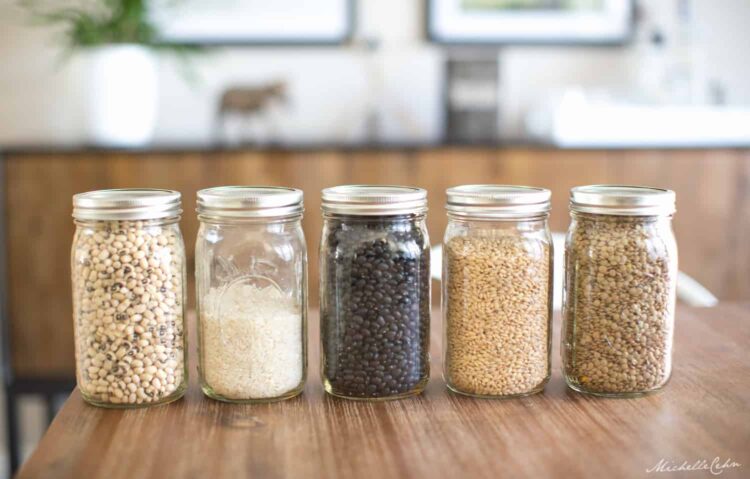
[0,0,748,146]
[0,3,87,145]
[692,0,750,104]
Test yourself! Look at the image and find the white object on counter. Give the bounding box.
[525,88,750,148]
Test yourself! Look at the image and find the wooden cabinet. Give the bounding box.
[3,147,749,379]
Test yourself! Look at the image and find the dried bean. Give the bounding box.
[321,216,430,399]
[72,220,186,406]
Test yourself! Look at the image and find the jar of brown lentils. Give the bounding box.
[443,185,553,398]
[72,189,187,407]
[562,185,677,397]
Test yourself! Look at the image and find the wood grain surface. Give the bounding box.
[17,304,750,479]
[5,147,750,379]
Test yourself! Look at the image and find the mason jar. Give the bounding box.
[71,189,187,408]
[562,185,678,397]
[320,185,430,400]
[196,186,307,403]
[443,185,553,398]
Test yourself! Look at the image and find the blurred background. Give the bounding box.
[0,0,749,476]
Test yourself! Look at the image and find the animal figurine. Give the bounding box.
[214,81,288,145]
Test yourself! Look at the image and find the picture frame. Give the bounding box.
[152,0,355,46]
[427,0,634,46]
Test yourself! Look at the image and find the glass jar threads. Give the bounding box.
[443,185,553,398]
[562,185,678,397]
[71,189,187,408]
[320,185,431,400]
[196,187,307,403]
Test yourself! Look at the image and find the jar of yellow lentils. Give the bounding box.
[443,185,553,398]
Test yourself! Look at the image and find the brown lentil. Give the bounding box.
[444,234,551,397]
[562,214,677,396]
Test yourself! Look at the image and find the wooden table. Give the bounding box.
[17,305,750,479]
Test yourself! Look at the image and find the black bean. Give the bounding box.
[321,215,430,398]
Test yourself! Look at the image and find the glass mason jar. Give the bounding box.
[320,185,431,400]
[562,185,678,397]
[196,187,307,403]
[71,189,187,408]
[443,185,553,398]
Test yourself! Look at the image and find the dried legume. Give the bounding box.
[72,220,186,406]
[321,217,430,399]
[444,235,551,396]
[563,215,676,395]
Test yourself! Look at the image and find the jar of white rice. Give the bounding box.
[195,186,307,402]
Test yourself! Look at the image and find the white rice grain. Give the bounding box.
[201,284,303,400]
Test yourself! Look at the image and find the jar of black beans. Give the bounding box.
[320,186,431,400]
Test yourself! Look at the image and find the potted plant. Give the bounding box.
[22,0,192,146]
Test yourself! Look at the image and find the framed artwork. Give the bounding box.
[152,0,355,46]
[427,0,634,45]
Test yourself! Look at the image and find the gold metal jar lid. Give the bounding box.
[197,186,303,220]
[73,189,182,221]
[570,185,676,216]
[446,185,551,219]
[321,185,427,216]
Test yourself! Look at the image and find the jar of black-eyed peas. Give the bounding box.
[562,185,677,397]
[72,189,187,407]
